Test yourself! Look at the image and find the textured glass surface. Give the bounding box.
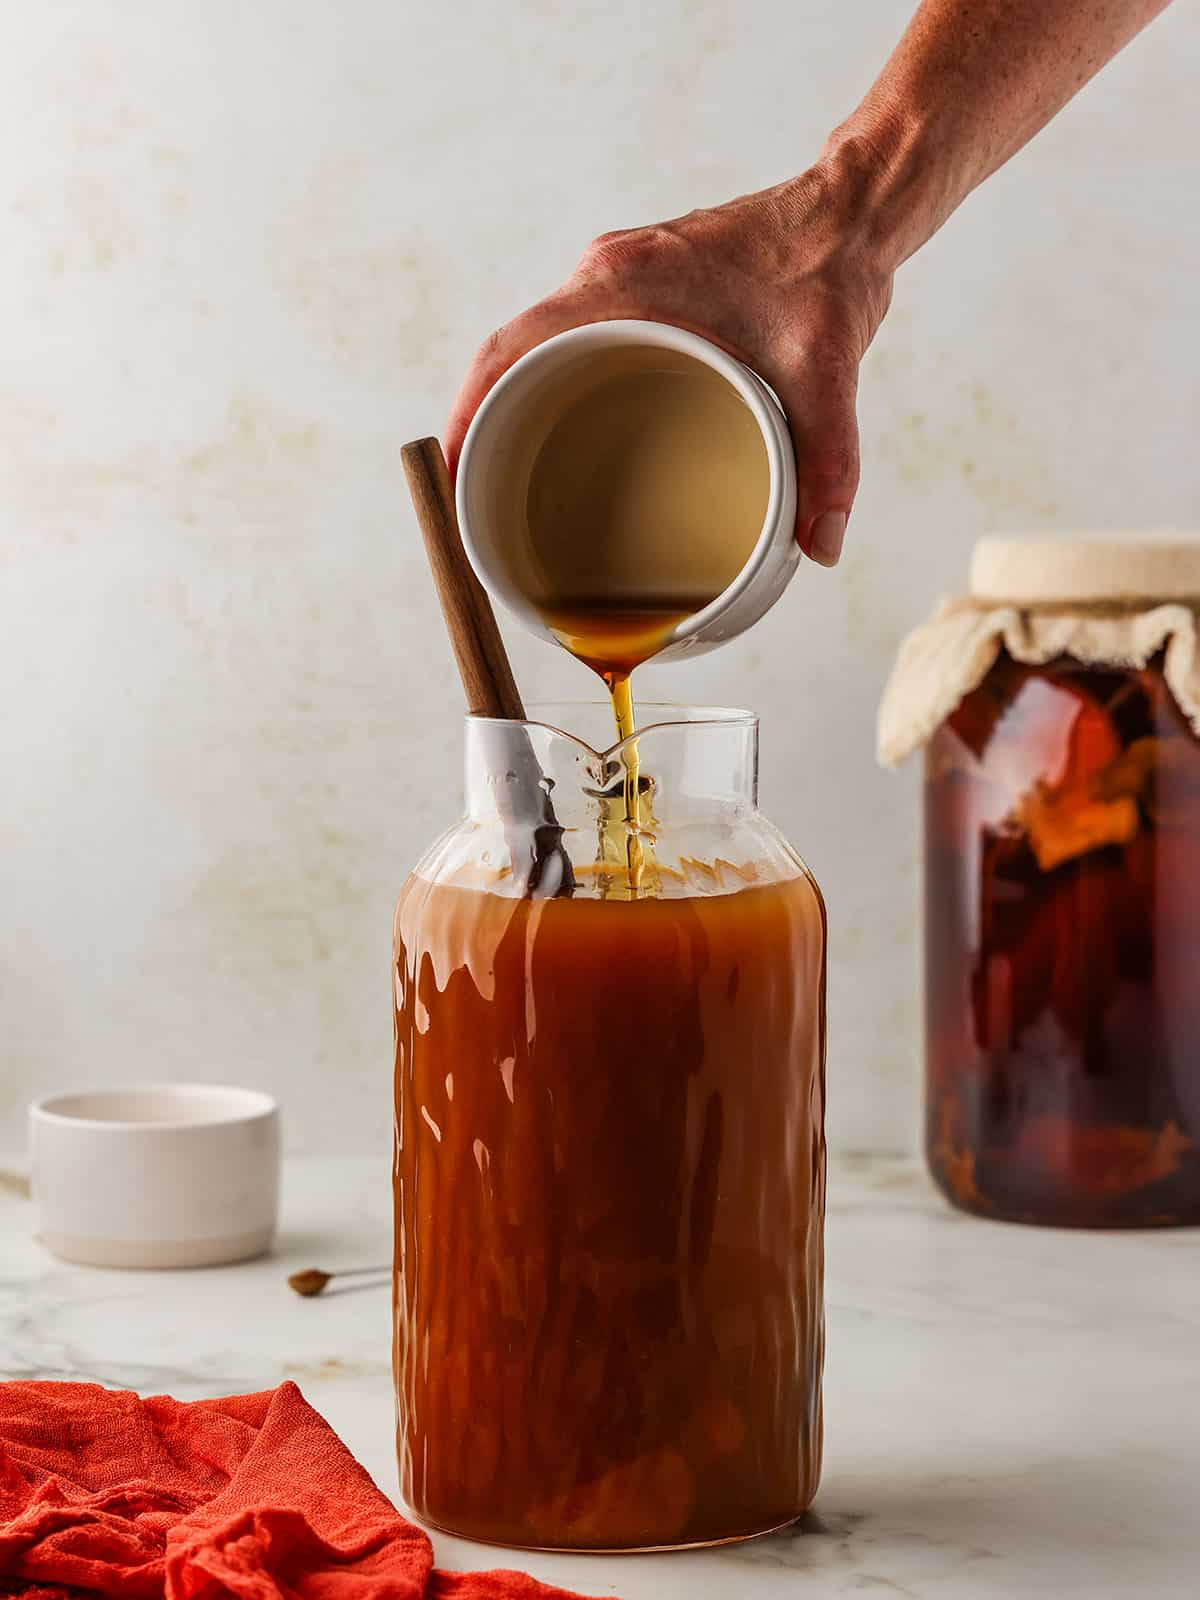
[393,708,826,1550]
[925,655,1200,1227]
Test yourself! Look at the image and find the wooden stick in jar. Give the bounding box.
[401,437,575,897]
[401,437,525,720]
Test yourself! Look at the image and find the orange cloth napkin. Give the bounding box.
[0,1381,611,1600]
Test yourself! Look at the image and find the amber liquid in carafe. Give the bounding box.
[393,872,826,1549]
[518,351,771,891]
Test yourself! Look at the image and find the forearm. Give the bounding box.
[817,0,1174,272]
[446,0,1175,558]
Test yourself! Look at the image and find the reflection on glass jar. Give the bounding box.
[393,706,826,1551]
[925,653,1200,1227]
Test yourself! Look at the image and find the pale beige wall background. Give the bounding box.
[3,0,1198,1156]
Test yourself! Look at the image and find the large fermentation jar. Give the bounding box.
[392,705,827,1550]
[880,537,1200,1228]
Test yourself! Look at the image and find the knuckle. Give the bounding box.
[474,326,506,368]
[578,224,681,282]
[589,227,631,252]
[577,233,627,277]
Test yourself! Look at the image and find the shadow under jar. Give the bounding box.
[392,705,826,1551]
[914,539,1200,1228]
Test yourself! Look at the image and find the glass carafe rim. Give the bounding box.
[466,700,757,765]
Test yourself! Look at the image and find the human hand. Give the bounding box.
[445,146,894,568]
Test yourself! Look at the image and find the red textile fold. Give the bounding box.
[0,1382,610,1600]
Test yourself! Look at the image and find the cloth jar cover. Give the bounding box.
[878,536,1200,766]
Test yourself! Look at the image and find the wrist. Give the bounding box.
[807,105,945,276]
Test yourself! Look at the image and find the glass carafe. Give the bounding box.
[392,705,826,1551]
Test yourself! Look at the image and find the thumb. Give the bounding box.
[766,350,861,568]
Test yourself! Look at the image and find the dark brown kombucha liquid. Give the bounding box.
[925,652,1200,1226]
[393,871,826,1549]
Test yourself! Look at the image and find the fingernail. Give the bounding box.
[809,512,846,567]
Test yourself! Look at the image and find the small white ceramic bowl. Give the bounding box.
[456,319,799,661]
[29,1084,280,1269]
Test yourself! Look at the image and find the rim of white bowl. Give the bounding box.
[30,1083,278,1132]
[455,318,793,651]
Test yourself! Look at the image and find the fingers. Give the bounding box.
[762,347,861,567]
[443,286,611,476]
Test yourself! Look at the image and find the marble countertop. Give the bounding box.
[1,1153,1196,1598]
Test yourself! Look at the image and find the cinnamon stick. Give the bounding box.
[401,438,525,720]
[401,437,574,896]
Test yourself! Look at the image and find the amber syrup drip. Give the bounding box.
[545,599,711,897]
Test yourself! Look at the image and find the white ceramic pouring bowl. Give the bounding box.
[455,319,799,662]
[29,1083,280,1268]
